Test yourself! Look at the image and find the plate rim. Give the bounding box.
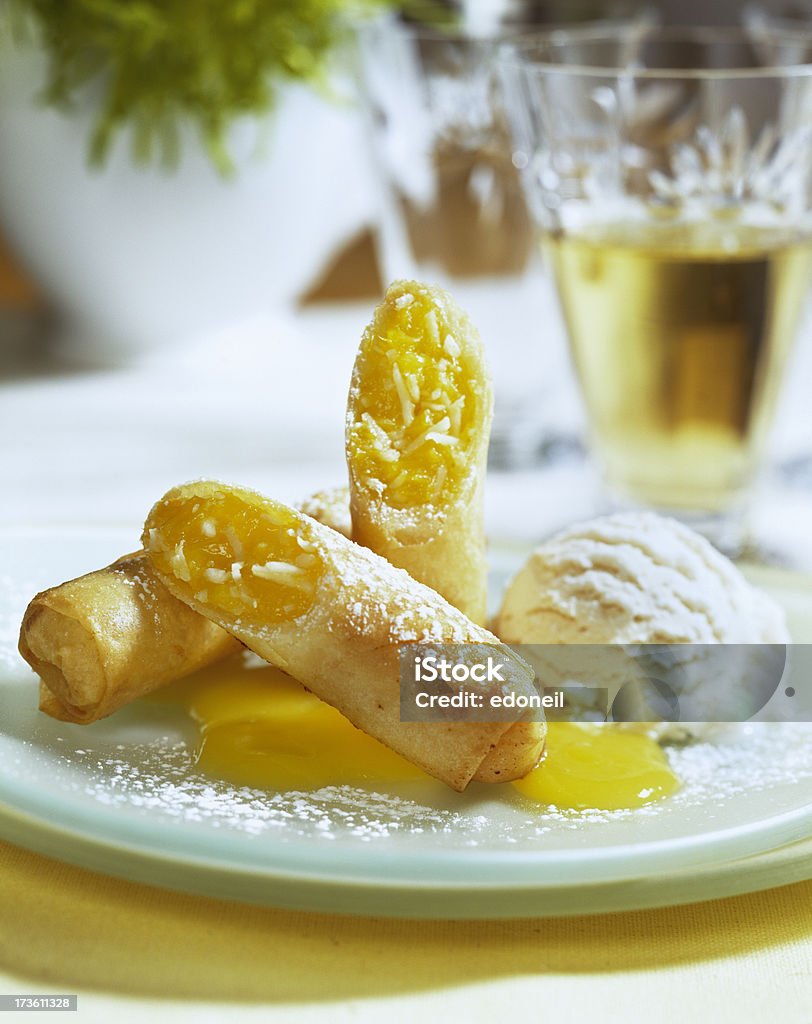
[2,730,811,888]
[2,796,811,919]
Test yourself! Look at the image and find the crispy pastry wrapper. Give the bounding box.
[143,481,544,791]
[298,486,352,539]
[20,551,242,724]
[20,488,351,724]
[347,280,493,625]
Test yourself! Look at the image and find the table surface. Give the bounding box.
[1,302,812,1021]
[0,836,810,1024]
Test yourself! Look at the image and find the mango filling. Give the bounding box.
[147,492,323,625]
[348,289,480,509]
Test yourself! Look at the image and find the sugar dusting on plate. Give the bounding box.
[23,721,812,849]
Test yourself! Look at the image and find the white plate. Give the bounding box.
[1,527,811,918]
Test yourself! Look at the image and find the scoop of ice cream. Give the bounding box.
[495,512,789,733]
[496,511,788,646]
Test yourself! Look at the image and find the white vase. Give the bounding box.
[0,37,374,362]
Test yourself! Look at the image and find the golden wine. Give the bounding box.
[545,222,812,512]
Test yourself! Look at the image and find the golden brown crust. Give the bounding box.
[21,489,357,725]
[19,551,241,724]
[144,481,544,791]
[298,486,351,539]
[473,721,546,783]
[351,475,489,628]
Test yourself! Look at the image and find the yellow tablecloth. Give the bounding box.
[1,838,810,1023]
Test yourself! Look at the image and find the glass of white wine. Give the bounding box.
[498,25,812,549]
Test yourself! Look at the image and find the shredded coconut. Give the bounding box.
[392,363,415,426]
[225,526,243,559]
[402,416,451,456]
[424,309,440,345]
[204,568,228,584]
[170,541,191,582]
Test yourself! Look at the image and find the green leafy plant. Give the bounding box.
[8,0,397,173]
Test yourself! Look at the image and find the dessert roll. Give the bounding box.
[143,481,544,791]
[21,487,352,724]
[346,280,493,625]
[20,552,241,724]
[297,485,351,540]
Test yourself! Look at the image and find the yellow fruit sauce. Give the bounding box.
[346,287,483,508]
[155,653,426,790]
[514,723,680,811]
[154,652,679,810]
[146,489,323,625]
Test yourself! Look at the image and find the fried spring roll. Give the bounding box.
[143,481,544,791]
[19,551,242,724]
[298,486,352,539]
[20,488,351,724]
[346,280,493,624]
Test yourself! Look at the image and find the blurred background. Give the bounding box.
[1,0,811,564]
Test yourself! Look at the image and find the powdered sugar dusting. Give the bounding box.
[28,738,483,843]
[297,486,351,539]
[498,511,790,646]
[316,525,487,644]
[5,712,810,849]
